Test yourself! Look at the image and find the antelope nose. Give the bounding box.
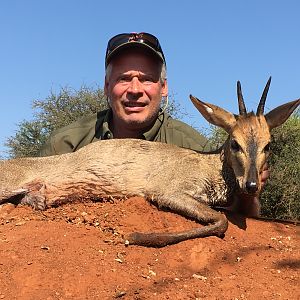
[246,181,258,194]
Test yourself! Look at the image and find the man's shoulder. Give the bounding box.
[166,117,199,133]
[160,114,209,151]
[39,110,108,156]
[53,112,103,135]
[165,116,204,139]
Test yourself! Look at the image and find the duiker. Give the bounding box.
[0,78,299,247]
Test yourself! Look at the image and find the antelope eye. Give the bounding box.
[264,143,271,152]
[231,140,241,152]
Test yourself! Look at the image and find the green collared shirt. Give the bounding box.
[39,109,210,156]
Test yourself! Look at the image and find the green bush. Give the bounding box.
[260,111,300,221]
[5,85,108,158]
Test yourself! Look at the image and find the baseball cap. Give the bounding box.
[105,32,166,68]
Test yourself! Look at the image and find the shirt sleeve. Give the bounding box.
[38,113,100,157]
[38,136,57,157]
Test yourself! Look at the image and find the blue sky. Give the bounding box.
[0,1,299,157]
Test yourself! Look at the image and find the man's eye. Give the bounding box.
[142,77,157,84]
[118,76,131,82]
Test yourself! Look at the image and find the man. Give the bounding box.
[39,32,209,156]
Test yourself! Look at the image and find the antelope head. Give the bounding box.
[190,77,300,195]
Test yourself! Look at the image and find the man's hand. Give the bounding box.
[261,163,270,188]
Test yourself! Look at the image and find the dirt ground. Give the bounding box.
[0,197,299,300]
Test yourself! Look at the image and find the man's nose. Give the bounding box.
[127,77,143,94]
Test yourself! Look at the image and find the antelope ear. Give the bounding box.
[265,99,300,130]
[190,95,237,133]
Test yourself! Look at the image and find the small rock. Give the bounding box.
[192,274,207,281]
[148,270,156,276]
[41,246,50,250]
[15,221,26,226]
[114,291,126,298]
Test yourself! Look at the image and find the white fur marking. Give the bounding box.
[205,106,213,114]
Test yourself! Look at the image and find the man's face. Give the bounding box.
[104,48,168,134]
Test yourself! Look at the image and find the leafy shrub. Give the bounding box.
[5,85,108,158]
[260,110,300,221]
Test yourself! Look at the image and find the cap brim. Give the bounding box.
[105,41,164,67]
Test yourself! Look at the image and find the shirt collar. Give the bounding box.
[94,108,113,140]
[142,110,166,140]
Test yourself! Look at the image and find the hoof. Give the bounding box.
[22,194,46,210]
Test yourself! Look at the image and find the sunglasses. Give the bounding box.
[106,32,165,66]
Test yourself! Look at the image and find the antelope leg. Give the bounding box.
[125,197,228,247]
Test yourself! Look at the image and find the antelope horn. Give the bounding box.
[257,76,272,115]
[237,80,247,115]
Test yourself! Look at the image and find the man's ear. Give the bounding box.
[161,79,168,97]
[104,76,109,96]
